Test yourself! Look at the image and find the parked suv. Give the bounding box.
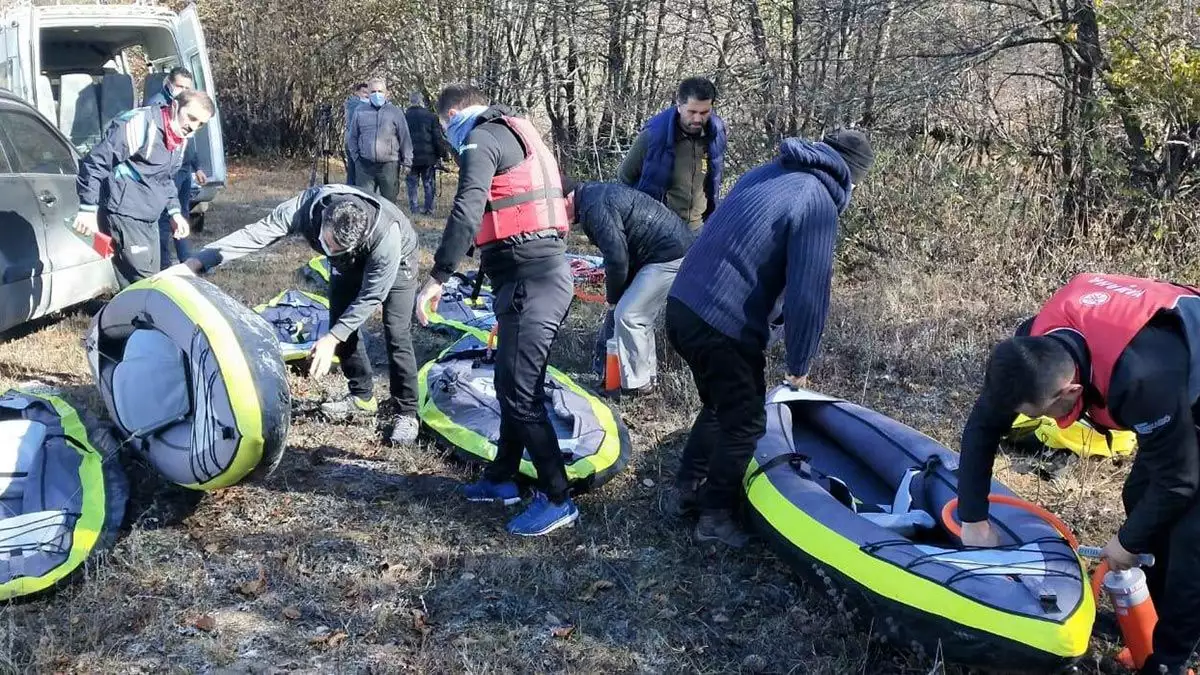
[0,87,116,337]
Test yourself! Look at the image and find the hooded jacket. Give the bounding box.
[194,184,420,341]
[667,138,853,377]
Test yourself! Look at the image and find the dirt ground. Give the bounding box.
[0,160,1136,674]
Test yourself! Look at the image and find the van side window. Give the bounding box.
[0,139,13,174]
[189,57,206,90]
[0,110,76,176]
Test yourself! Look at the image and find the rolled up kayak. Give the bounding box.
[86,275,291,490]
[253,289,339,364]
[566,252,606,304]
[0,387,127,600]
[745,387,1093,672]
[1011,414,1136,458]
[421,271,496,339]
[417,333,630,492]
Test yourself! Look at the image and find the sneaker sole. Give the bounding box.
[509,510,580,537]
[466,495,522,506]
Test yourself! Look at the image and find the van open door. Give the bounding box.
[0,6,34,103]
[174,3,226,203]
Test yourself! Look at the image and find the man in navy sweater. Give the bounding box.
[665,129,875,547]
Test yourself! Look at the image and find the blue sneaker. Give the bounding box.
[463,478,521,505]
[506,492,580,536]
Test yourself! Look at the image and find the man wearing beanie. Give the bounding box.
[176,184,424,445]
[664,129,874,548]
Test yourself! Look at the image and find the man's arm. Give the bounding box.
[192,191,306,271]
[347,110,361,163]
[582,205,630,304]
[429,127,504,283]
[781,196,839,377]
[329,225,403,340]
[957,395,1019,522]
[1110,328,1199,552]
[75,119,132,212]
[617,129,649,187]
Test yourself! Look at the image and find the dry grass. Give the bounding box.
[0,156,1160,674]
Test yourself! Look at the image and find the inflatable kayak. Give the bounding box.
[422,271,496,339]
[417,332,630,492]
[0,387,127,600]
[744,387,1093,672]
[86,275,291,490]
[1010,414,1136,458]
[566,253,606,304]
[302,255,331,286]
[253,289,338,364]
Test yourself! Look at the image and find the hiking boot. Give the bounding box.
[666,479,701,517]
[463,478,522,505]
[695,509,750,549]
[389,415,420,445]
[320,394,378,420]
[506,492,580,536]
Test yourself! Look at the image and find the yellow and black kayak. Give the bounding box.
[744,387,1093,672]
[417,332,630,492]
[1010,414,1136,458]
[420,271,497,339]
[0,387,127,600]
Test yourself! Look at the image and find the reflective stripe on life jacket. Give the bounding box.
[476,116,569,247]
[1031,273,1200,429]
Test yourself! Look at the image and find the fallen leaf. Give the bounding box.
[203,542,221,554]
[551,624,576,639]
[236,566,267,598]
[411,609,432,635]
[642,478,656,487]
[575,579,615,602]
[308,629,348,650]
[712,612,730,624]
[191,614,217,632]
[282,606,301,620]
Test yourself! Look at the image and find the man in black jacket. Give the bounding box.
[179,184,423,446]
[405,92,449,215]
[415,84,578,537]
[957,273,1200,675]
[561,178,696,395]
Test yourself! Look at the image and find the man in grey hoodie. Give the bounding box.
[178,184,423,445]
[347,78,412,204]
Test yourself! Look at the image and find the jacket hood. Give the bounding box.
[777,138,854,212]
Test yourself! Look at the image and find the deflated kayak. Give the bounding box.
[253,289,338,364]
[417,332,630,492]
[422,271,497,339]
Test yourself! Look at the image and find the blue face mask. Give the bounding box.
[369,92,386,107]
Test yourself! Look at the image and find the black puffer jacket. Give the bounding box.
[573,181,697,304]
[406,106,449,168]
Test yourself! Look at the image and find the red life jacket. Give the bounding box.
[1030,273,1200,429]
[476,116,569,247]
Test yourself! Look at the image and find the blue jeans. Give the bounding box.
[405,165,437,213]
[158,170,193,269]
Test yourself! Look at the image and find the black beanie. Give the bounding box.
[822,128,874,184]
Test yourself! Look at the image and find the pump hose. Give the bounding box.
[941,495,1112,602]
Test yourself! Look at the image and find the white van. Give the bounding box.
[0,1,226,224]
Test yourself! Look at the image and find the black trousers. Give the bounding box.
[666,298,767,512]
[482,263,574,503]
[328,264,419,414]
[1122,442,1200,674]
[100,210,161,289]
[354,159,400,204]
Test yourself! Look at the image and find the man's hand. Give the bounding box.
[308,334,340,379]
[1102,533,1140,571]
[73,211,98,236]
[415,278,444,327]
[194,169,208,186]
[785,374,809,390]
[171,213,190,239]
[960,520,1001,547]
